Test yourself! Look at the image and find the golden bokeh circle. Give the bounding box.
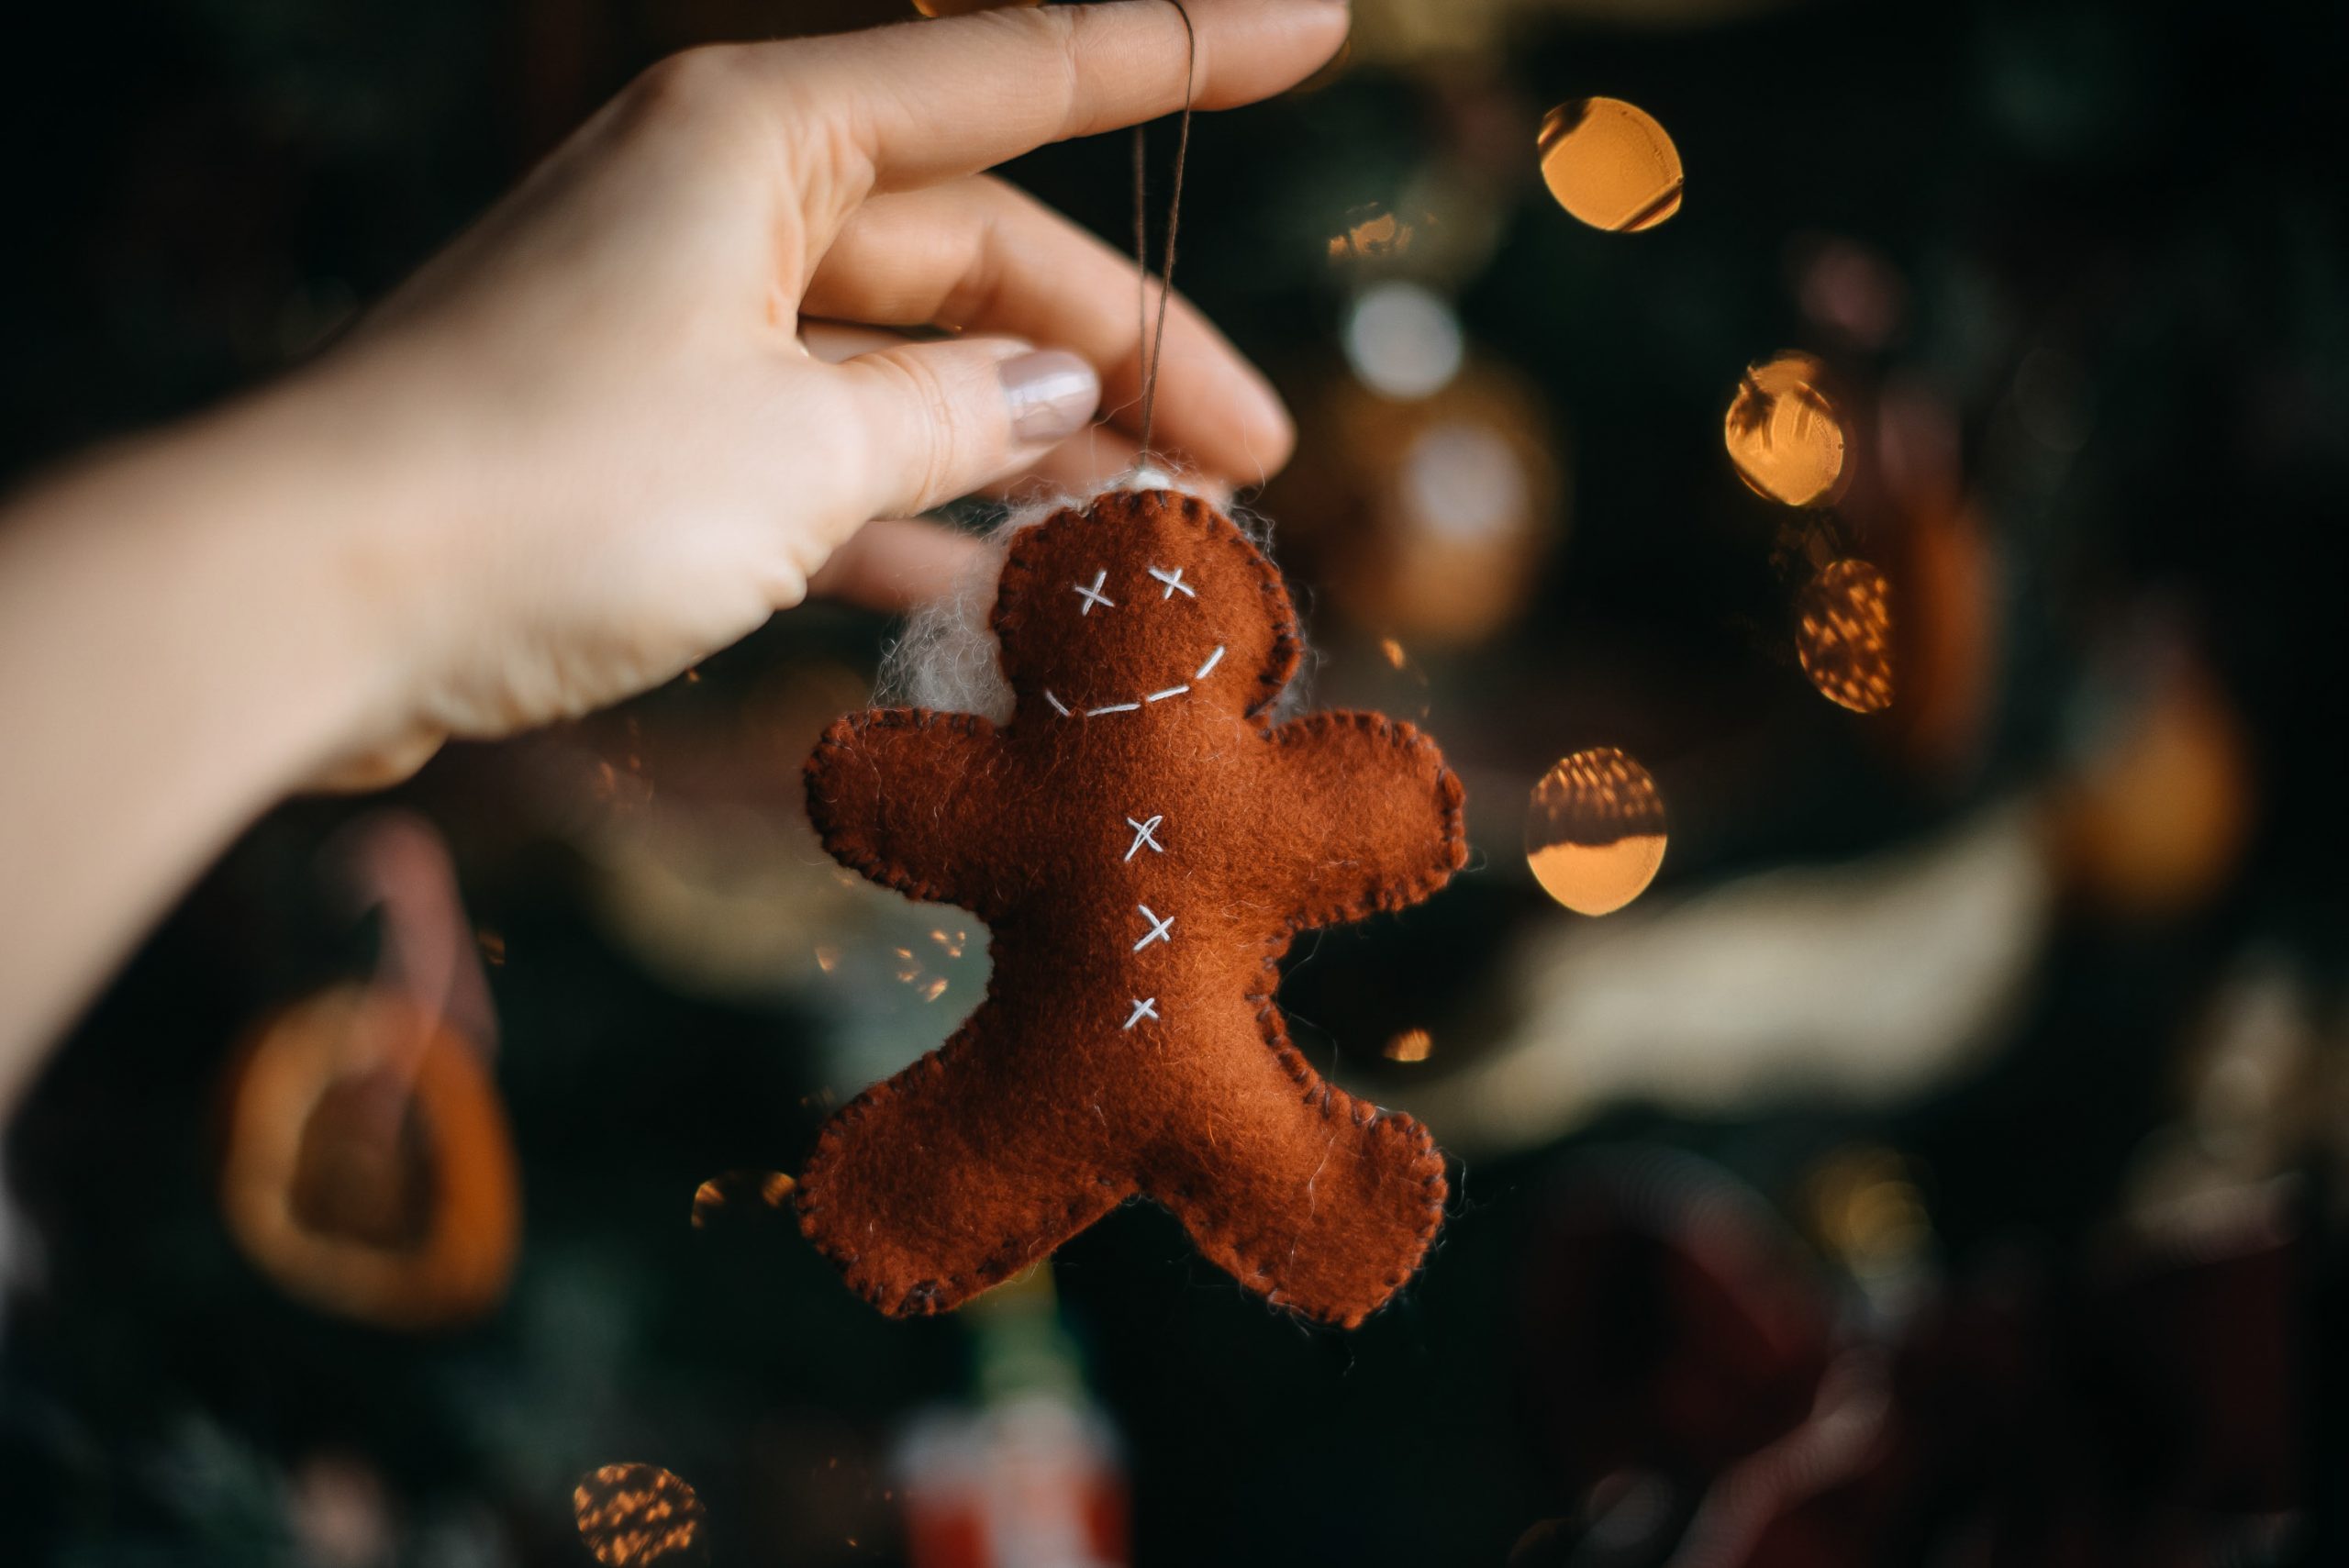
[1796,560,1896,714]
[1724,353,1848,507]
[1525,748,1669,916]
[573,1463,707,1567]
[1537,97,1684,233]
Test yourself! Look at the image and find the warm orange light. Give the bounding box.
[1538,97,1684,233]
[1525,748,1668,916]
[1384,1028,1434,1062]
[573,1463,706,1567]
[691,1170,797,1229]
[1725,353,1849,507]
[2049,650,2252,917]
[1329,202,1414,264]
[1796,560,1896,714]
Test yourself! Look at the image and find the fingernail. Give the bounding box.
[1001,350,1100,445]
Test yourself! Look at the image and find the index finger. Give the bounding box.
[774,0,1350,193]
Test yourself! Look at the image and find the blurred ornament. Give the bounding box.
[1725,353,1849,507]
[2046,629,2252,919]
[1342,280,1464,400]
[1869,382,1999,776]
[1795,559,1896,714]
[218,814,518,1329]
[219,985,520,1329]
[1384,1028,1434,1062]
[1538,97,1683,232]
[691,1170,796,1230]
[1525,748,1667,916]
[900,1265,1129,1568]
[1416,804,2052,1157]
[573,1463,707,1567]
[1275,360,1563,648]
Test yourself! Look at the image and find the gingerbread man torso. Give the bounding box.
[800,489,1466,1327]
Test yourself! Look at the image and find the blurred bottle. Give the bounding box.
[896,1265,1129,1568]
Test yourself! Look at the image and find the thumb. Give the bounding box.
[829,338,1101,520]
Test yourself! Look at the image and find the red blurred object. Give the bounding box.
[900,1398,1128,1568]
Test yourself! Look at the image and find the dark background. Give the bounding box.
[4,0,2345,1563]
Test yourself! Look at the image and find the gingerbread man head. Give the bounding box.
[988,487,1301,728]
[800,488,1466,1327]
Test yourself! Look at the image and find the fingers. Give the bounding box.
[768,0,1349,193]
[827,337,1102,521]
[806,516,984,614]
[807,178,1291,485]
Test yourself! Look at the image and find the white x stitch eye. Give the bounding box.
[1148,565,1196,599]
[1074,570,1115,615]
[1132,905,1174,951]
[1124,997,1159,1029]
[1124,815,1163,861]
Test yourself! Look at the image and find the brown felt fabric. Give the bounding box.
[798,489,1468,1328]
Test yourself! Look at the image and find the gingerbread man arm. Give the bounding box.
[804,709,1012,916]
[1263,712,1468,929]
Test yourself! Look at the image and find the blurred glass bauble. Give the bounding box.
[1273,359,1564,649]
[218,985,519,1329]
[1795,559,1896,714]
[1725,352,1849,507]
[1525,748,1668,916]
[574,1463,707,1567]
[1538,97,1684,232]
[2046,638,2252,919]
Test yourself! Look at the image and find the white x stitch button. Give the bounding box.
[1148,565,1196,599]
[1124,814,1163,861]
[1132,905,1174,951]
[1074,570,1115,615]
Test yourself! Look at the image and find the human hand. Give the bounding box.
[298,0,1346,784]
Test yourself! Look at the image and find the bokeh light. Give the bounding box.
[1328,201,1416,264]
[1384,1028,1434,1062]
[1802,1146,1931,1279]
[691,1170,796,1229]
[1525,748,1668,916]
[1342,280,1464,400]
[1277,361,1563,648]
[1537,97,1683,233]
[1796,559,1897,714]
[573,1463,706,1567]
[1724,353,1849,507]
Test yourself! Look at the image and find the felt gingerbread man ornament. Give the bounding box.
[798,488,1467,1328]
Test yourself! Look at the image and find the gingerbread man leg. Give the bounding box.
[796,1011,1137,1317]
[1144,1015,1450,1329]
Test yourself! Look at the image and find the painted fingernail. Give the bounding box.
[1001,350,1100,445]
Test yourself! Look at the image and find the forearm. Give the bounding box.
[0,374,411,1104]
